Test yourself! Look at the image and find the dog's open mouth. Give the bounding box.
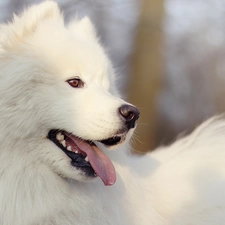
[47,129,123,186]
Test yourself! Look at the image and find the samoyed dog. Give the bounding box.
[1,2,225,225]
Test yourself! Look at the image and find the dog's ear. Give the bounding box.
[0,1,62,49]
[68,17,96,39]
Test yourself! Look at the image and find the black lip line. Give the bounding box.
[47,129,126,177]
[47,132,92,168]
[47,130,125,166]
[48,129,126,147]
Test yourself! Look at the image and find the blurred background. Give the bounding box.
[1,0,225,153]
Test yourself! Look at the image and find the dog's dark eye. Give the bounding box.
[67,78,84,88]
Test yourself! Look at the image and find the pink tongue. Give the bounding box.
[68,136,116,186]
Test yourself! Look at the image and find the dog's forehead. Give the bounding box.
[34,25,111,83]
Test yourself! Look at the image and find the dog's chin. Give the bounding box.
[47,129,127,186]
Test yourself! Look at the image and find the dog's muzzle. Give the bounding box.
[118,104,140,129]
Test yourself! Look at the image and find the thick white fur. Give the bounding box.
[1,2,225,225]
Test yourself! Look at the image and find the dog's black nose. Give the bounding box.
[119,104,140,129]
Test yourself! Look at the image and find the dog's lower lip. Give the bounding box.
[47,129,117,185]
[47,129,92,166]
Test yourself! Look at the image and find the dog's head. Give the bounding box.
[0,2,139,186]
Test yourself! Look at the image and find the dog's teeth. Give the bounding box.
[60,135,65,141]
[56,132,64,141]
[85,156,89,162]
[75,150,78,154]
[61,140,66,147]
[67,146,72,151]
[56,132,61,140]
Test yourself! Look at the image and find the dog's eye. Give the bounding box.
[67,78,84,88]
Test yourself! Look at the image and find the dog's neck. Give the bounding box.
[0,138,127,225]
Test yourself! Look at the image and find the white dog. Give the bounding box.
[0,2,225,225]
